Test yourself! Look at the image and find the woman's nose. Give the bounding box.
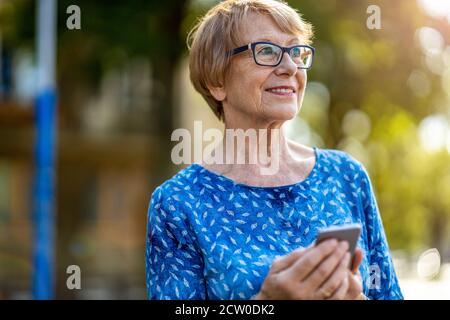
[275,52,298,76]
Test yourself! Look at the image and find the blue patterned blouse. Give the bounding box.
[146,148,403,300]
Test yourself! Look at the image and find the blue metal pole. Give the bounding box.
[32,0,57,300]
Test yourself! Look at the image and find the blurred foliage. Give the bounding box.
[1,0,449,257]
[288,0,450,254]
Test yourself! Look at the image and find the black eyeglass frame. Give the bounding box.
[230,41,315,69]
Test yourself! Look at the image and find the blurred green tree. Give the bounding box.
[2,0,449,258]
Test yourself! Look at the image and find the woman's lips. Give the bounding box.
[265,87,296,97]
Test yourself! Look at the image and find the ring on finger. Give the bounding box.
[319,288,332,299]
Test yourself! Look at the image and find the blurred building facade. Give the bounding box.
[0,37,157,298]
[1,0,450,299]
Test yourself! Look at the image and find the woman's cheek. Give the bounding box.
[298,73,307,91]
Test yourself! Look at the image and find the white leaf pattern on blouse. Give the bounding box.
[146,148,404,300]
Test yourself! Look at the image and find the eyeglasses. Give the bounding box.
[230,42,315,69]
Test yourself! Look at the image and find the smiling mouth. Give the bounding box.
[265,87,296,96]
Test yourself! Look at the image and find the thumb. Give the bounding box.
[351,248,363,274]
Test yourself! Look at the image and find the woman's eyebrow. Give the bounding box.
[287,38,302,45]
[253,38,301,45]
[253,38,273,43]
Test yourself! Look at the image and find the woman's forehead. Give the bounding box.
[237,13,301,45]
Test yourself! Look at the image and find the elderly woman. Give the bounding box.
[146,0,403,300]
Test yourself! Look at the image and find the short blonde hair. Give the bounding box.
[187,0,314,121]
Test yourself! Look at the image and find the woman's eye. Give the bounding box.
[259,46,274,55]
[291,48,301,57]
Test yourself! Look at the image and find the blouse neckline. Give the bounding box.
[191,147,320,190]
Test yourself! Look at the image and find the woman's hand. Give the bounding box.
[322,247,365,300]
[254,239,352,300]
[343,248,365,300]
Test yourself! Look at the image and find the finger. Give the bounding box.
[346,272,363,299]
[326,273,349,300]
[285,239,338,281]
[271,246,313,274]
[302,241,349,292]
[315,252,351,298]
[354,270,362,282]
[351,248,363,274]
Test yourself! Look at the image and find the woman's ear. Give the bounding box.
[207,84,226,102]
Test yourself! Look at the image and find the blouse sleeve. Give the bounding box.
[358,164,404,300]
[146,186,207,299]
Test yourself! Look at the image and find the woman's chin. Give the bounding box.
[264,104,299,121]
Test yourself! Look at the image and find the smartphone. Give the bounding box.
[315,223,362,268]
